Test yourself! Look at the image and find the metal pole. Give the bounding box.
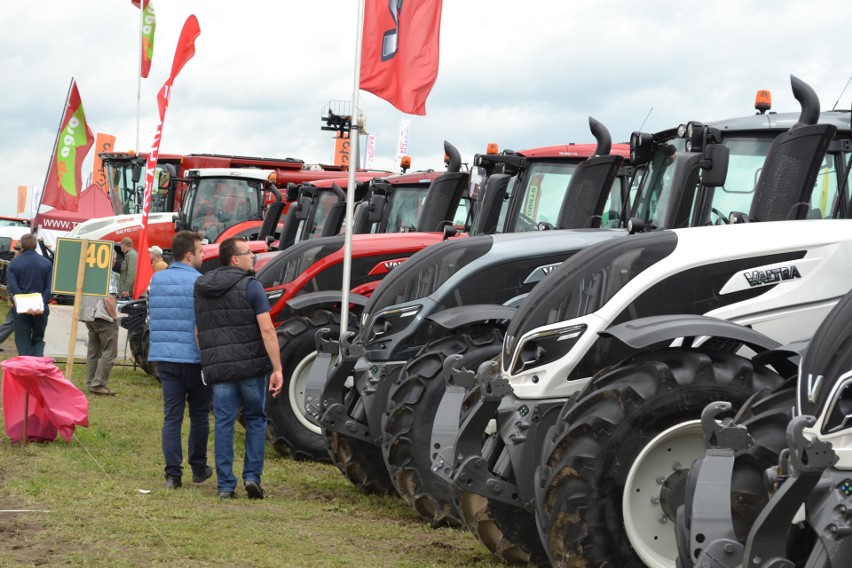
[339,0,366,339]
[136,4,143,153]
[34,78,74,229]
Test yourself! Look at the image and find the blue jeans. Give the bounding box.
[212,375,267,493]
[160,362,211,479]
[13,305,49,356]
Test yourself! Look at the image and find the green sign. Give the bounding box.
[52,238,114,296]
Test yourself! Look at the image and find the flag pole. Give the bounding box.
[33,78,74,231]
[136,4,143,153]
[339,0,366,341]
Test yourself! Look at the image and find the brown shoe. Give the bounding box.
[89,386,116,396]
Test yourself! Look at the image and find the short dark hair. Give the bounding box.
[218,237,243,266]
[171,231,202,262]
[20,233,37,251]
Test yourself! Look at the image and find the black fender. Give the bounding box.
[600,314,781,354]
[282,290,369,318]
[426,304,516,332]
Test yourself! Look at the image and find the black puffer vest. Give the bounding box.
[194,266,271,384]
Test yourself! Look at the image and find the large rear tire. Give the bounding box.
[266,310,343,462]
[128,327,158,381]
[537,348,785,568]
[382,328,504,527]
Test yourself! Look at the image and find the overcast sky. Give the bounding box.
[2,1,851,217]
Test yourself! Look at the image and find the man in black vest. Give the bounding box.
[194,238,283,499]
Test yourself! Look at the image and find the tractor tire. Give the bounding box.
[537,347,785,568]
[677,381,798,567]
[382,328,504,527]
[458,492,551,566]
[128,327,158,381]
[266,309,346,462]
[324,428,397,496]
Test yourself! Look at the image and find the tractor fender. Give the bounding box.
[427,304,516,332]
[600,314,781,354]
[283,291,369,318]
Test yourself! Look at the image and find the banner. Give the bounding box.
[364,134,377,169]
[40,81,94,212]
[396,118,411,161]
[132,0,156,78]
[334,133,351,167]
[17,186,26,215]
[91,133,117,194]
[133,15,201,299]
[360,0,442,115]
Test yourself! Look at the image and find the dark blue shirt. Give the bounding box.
[246,278,270,315]
[8,250,53,305]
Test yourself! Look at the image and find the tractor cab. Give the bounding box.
[175,169,272,244]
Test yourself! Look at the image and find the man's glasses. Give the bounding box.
[234,250,254,256]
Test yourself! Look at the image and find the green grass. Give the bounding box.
[0,350,502,567]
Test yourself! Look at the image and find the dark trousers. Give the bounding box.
[13,306,49,356]
[159,361,211,479]
[0,308,14,343]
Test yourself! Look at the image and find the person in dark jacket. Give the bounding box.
[194,237,283,500]
[7,233,52,356]
[149,231,212,490]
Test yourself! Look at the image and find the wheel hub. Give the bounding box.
[622,420,704,568]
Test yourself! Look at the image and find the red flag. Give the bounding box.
[132,0,156,78]
[41,81,94,212]
[359,0,442,116]
[133,15,201,299]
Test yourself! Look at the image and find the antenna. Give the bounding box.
[637,107,654,132]
[832,74,852,111]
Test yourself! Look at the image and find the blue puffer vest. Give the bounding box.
[148,262,202,363]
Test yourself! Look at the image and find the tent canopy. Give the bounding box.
[36,185,114,231]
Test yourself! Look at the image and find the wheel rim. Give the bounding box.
[622,420,704,568]
[289,351,321,435]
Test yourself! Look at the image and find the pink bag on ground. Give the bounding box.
[1,356,89,443]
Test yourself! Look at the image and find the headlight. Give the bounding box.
[511,324,586,375]
[363,305,421,343]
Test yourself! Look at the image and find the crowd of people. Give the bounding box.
[2,231,282,500]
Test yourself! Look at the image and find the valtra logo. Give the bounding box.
[743,265,802,287]
[367,257,409,276]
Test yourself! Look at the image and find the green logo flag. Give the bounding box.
[132,0,156,78]
[41,80,94,211]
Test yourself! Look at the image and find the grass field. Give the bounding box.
[0,325,502,567]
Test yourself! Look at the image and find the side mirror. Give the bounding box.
[158,164,176,190]
[700,144,729,188]
[441,223,458,240]
[286,183,300,202]
[131,163,144,185]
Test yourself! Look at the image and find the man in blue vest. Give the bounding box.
[194,237,283,500]
[149,231,212,490]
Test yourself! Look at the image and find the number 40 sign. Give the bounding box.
[52,237,115,297]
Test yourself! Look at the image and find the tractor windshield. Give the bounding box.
[509,161,579,232]
[702,135,846,223]
[103,160,173,215]
[182,177,262,242]
[503,231,677,364]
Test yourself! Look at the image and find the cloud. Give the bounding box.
[2,0,851,216]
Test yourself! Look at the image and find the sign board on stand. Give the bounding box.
[51,237,114,378]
